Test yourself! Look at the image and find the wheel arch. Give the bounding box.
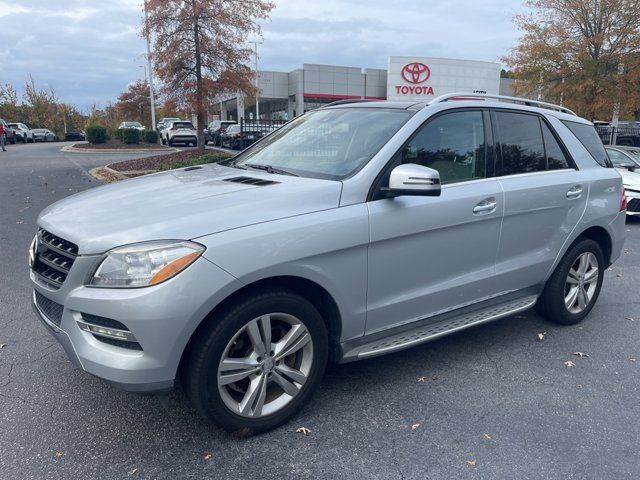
[179,275,344,377]
[576,225,613,266]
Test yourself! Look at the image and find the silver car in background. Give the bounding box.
[30,93,626,433]
[33,128,57,142]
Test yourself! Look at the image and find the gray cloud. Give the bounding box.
[0,0,522,108]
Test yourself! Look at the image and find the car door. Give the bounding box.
[366,109,504,335]
[491,110,588,292]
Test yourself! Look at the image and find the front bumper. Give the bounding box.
[30,255,242,392]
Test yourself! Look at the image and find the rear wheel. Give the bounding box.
[536,238,604,325]
[183,289,328,433]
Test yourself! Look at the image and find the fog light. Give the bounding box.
[77,320,137,342]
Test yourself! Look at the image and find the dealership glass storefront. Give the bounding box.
[218,58,512,122]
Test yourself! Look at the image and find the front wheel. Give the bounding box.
[536,238,605,325]
[183,289,328,433]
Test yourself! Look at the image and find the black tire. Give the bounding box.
[536,238,605,325]
[161,137,166,145]
[182,289,328,433]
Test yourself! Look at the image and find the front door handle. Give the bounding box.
[566,185,583,199]
[473,198,497,215]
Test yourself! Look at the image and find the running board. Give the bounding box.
[351,295,538,360]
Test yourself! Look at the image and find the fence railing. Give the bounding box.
[594,125,640,147]
[230,118,287,150]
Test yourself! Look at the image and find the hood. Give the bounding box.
[38,164,342,254]
[616,167,640,190]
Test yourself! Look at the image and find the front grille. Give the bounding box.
[31,229,78,289]
[628,198,640,213]
[34,290,63,326]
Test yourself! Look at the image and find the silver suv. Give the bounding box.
[30,93,626,432]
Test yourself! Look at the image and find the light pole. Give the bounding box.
[143,0,157,129]
[249,40,263,120]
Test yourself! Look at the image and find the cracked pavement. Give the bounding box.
[1,142,639,479]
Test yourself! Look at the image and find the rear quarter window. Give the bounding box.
[562,121,612,168]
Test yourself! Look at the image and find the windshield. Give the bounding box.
[232,108,413,180]
[125,122,142,127]
[621,148,640,163]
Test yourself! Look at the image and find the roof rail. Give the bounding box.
[429,92,577,116]
[321,99,377,108]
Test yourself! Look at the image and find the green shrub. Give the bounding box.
[113,129,123,141]
[85,125,107,144]
[144,129,158,144]
[121,128,140,144]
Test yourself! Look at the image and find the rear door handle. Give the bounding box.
[566,186,583,199]
[473,198,497,215]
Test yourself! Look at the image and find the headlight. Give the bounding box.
[88,240,205,288]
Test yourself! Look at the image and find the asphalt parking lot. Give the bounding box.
[1,142,639,480]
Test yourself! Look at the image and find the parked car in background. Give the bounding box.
[205,120,236,146]
[162,120,197,146]
[156,117,181,132]
[33,129,57,142]
[0,118,16,144]
[118,121,146,131]
[65,130,86,141]
[29,93,626,433]
[219,124,263,150]
[8,123,35,143]
[605,145,640,216]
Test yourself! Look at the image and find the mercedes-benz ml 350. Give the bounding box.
[30,93,626,432]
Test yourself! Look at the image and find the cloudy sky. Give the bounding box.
[0,0,524,110]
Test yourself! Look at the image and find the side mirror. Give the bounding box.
[382,163,441,197]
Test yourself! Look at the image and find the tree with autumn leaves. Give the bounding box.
[505,0,640,120]
[144,0,274,150]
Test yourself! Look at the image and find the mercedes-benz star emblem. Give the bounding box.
[28,234,38,268]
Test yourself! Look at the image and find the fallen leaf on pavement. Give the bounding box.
[536,332,546,341]
[573,352,589,358]
[0,343,6,349]
[564,360,576,367]
[204,453,213,460]
[417,376,427,383]
[630,358,636,362]
[616,273,624,277]
[128,468,139,476]
[625,317,635,322]
[576,384,583,389]
[467,460,477,467]
[483,433,492,440]
[411,423,420,430]
[296,427,311,436]
[54,451,63,458]
[431,374,439,381]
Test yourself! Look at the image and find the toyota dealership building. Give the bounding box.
[218,56,514,121]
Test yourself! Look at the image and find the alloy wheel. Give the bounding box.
[217,313,313,418]
[564,252,599,314]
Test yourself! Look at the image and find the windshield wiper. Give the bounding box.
[244,163,299,177]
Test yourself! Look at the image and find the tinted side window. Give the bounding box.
[403,111,486,184]
[562,121,612,167]
[495,111,545,175]
[541,122,571,170]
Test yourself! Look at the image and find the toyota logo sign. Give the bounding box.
[401,62,431,84]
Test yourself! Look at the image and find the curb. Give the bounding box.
[62,144,177,154]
